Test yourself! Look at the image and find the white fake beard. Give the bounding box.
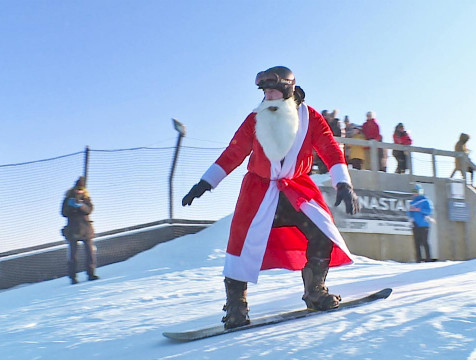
[255,97,299,162]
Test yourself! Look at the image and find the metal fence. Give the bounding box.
[0,146,247,255]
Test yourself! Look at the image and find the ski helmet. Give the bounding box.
[255,66,296,99]
[412,184,424,195]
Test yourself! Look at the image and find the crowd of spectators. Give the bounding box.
[314,109,392,173]
[313,109,475,187]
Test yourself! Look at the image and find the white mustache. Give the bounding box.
[256,99,285,114]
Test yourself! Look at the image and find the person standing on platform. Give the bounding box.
[407,184,434,263]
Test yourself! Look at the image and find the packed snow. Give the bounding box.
[0,215,475,360]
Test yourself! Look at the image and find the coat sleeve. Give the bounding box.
[402,132,412,145]
[202,113,255,188]
[420,199,433,216]
[61,191,72,217]
[215,114,255,174]
[376,123,382,141]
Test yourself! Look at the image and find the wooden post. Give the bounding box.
[370,140,379,172]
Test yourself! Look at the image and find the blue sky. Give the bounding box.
[1,0,475,165]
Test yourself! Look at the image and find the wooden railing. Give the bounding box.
[336,137,474,182]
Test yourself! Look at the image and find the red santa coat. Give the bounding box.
[202,103,354,283]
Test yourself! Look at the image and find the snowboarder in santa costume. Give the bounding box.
[182,66,360,329]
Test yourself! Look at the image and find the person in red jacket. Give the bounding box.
[182,66,360,329]
[362,111,382,142]
[392,123,413,174]
[362,111,386,171]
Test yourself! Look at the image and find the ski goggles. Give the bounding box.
[255,71,295,90]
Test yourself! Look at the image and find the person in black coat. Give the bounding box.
[61,176,99,284]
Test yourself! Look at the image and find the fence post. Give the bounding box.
[407,148,413,175]
[83,146,90,185]
[370,140,379,171]
[431,150,437,177]
[169,119,186,220]
[462,154,468,184]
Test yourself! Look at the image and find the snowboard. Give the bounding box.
[163,287,392,341]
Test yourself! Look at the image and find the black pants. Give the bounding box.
[393,150,407,173]
[350,158,363,170]
[378,148,387,172]
[412,226,430,262]
[68,238,96,279]
[272,192,333,261]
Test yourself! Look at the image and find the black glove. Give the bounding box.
[182,180,212,206]
[334,183,360,215]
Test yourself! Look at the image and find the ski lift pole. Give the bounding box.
[169,119,186,220]
[83,145,90,186]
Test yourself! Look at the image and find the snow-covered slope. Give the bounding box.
[0,215,475,360]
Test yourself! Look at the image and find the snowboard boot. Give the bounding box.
[302,258,341,311]
[221,277,250,329]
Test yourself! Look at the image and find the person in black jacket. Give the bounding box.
[328,109,342,137]
[61,176,99,284]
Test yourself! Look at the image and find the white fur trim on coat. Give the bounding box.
[223,182,280,283]
[329,163,352,189]
[202,163,227,189]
